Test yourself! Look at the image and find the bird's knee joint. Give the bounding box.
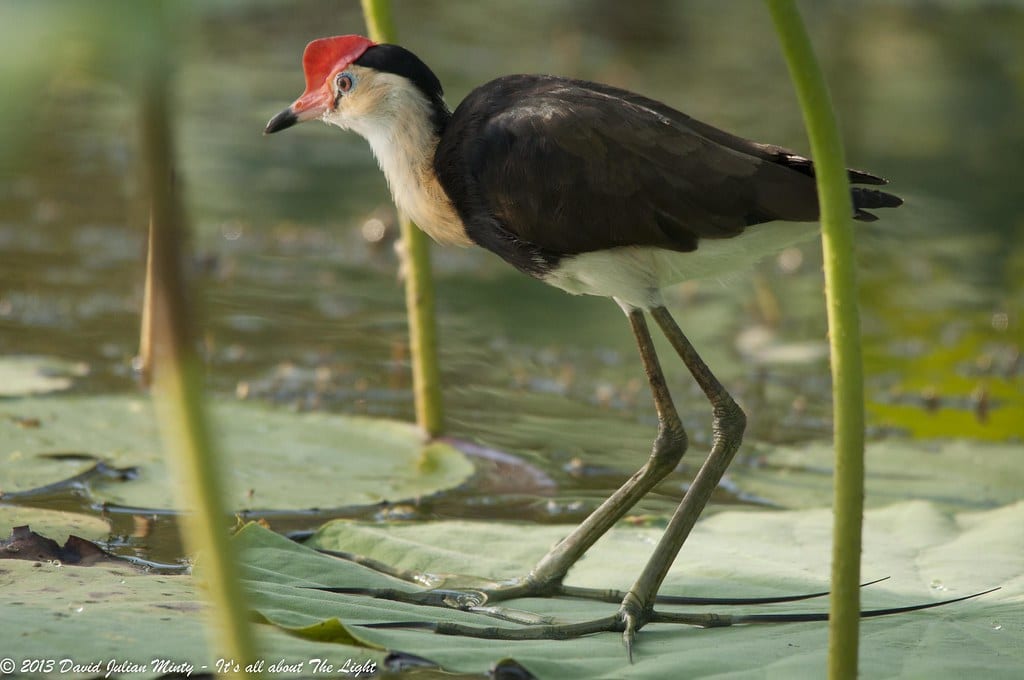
[715,401,746,434]
[650,426,687,469]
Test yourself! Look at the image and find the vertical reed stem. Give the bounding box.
[766,3,865,678]
[360,0,445,437]
[139,2,256,671]
[138,218,154,386]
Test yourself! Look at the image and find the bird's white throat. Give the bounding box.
[327,73,470,247]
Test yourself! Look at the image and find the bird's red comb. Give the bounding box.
[302,35,377,92]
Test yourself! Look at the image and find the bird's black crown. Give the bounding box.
[355,44,449,135]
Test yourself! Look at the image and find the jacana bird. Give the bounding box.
[265,35,902,654]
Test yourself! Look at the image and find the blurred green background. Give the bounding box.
[0,1,1021,547]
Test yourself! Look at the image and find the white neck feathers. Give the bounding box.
[330,72,470,247]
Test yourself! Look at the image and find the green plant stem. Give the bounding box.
[139,3,256,672]
[138,219,154,387]
[359,0,395,39]
[360,0,445,437]
[765,3,865,679]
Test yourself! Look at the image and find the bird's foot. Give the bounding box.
[361,587,998,662]
[312,568,860,626]
[312,549,997,662]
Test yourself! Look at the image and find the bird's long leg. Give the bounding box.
[617,305,747,654]
[311,308,689,615]
[312,303,995,655]
[520,308,690,594]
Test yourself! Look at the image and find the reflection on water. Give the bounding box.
[0,1,1021,561]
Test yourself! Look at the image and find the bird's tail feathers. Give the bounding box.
[852,187,904,222]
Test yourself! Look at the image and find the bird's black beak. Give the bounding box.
[264,107,298,135]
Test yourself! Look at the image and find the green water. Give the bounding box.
[1,1,1021,563]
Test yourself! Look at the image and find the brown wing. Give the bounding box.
[436,75,901,270]
[442,76,824,257]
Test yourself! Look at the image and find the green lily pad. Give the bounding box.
[0,395,473,511]
[235,501,1023,678]
[0,558,385,679]
[0,507,109,544]
[733,439,1024,511]
[0,356,87,397]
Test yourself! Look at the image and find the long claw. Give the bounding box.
[315,548,443,587]
[651,587,1001,626]
[658,575,892,605]
[622,612,637,663]
[310,586,486,608]
[557,575,891,606]
[361,615,622,641]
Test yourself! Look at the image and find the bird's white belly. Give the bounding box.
[543,221,821,310]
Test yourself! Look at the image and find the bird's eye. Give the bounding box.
[335,72,354,93]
